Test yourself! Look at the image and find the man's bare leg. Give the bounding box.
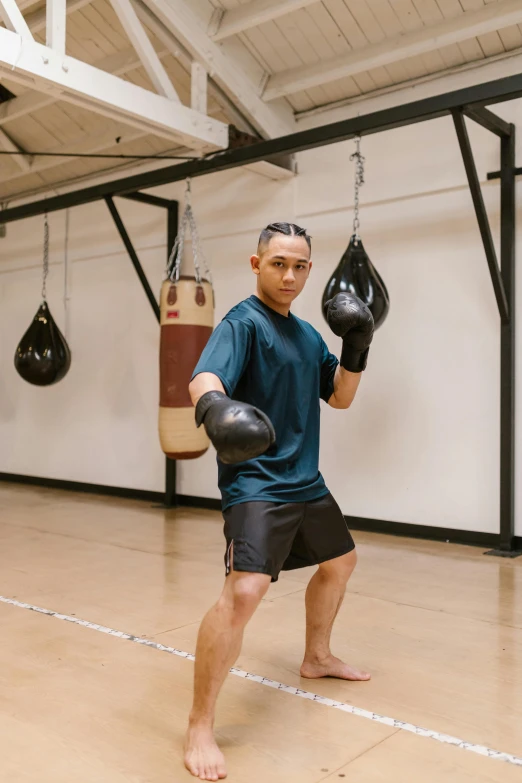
[185,566,271,781]
[300,550,370,681]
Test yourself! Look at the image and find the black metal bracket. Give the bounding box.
[452,110,509,324]
[105,196,161,322]
[452,109,519,556]
[105,194,179,509]
[121,191,174,209]
[462,106,511,138]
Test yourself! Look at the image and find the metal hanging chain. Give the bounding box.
[0,201,8,239]
[166,179,213,286]
[41,212,49,301]
[350,135,365,243]
[63,208,71,339]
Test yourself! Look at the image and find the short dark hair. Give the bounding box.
[258,222,312,254]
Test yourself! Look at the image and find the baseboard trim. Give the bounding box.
[344,515,500,548]
[0,472,165,504]
[0,472,516,549]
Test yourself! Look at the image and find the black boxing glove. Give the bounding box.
[195,391,276,464]
[325,292,374,373]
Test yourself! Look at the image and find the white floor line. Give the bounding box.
[1,594,521,768]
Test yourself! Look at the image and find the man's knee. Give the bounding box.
[222,571,271,623]
[319,548,357,581]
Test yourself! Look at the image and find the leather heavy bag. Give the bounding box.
[14,301,71,386]
[159,276,213,459]
[322,236,390,329]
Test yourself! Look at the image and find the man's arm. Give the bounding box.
[328,366,362,409]
[189,372,275,465]
[324,292,374,411]
[189,372,225,407]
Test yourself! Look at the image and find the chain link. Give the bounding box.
[166,179,213,286]
[349,135,365,243]
[41,212,49,301]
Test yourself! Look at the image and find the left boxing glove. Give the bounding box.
[195,391,276,464]
[325,292,374,373]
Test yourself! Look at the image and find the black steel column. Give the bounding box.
[499,127,516,552]
[164,201,179,509]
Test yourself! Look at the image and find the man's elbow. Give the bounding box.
[328,394,353,410]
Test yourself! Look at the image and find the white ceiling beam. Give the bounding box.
[210,0,319,42]
[46,0,67,55]
[0,127,33,171]
[0,27,228,149]
[191,61,207,114]
[0,46,173,128]
[141,0,295,138]
[108,0,180,100]
[0,0,33,37]
[296,50,522,126]
[264,0,522,99]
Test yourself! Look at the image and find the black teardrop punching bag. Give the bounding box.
[14,300,72,386]
[322,235,390,329]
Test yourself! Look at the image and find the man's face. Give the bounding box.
[251,234,312,306]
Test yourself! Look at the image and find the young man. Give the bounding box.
[185,222,374,781]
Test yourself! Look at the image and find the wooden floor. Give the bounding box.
[0,483,521,782]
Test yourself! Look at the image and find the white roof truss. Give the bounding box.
[0,11,228,151]
[46,0,66,55]
[109,0,180,101]
[0,0,32,37]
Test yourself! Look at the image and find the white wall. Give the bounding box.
[0,100,521,536]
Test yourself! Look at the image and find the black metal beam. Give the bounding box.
[499,127,517,553]
[462,106,511,137]
[3,72,522,225]
[105,196,160,322]
[165,200,179,510]
[452,110,509,324]
[121,191,173,209]
[487,166,522,181]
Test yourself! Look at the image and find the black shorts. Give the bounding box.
[222,492,355,582]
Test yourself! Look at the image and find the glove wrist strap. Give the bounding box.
[195,390,227,427]
[340,344,370,373]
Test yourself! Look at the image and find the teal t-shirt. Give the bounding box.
[191,295,339,510]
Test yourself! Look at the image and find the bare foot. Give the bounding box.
[300,654,371,681]
[184,722,227,781]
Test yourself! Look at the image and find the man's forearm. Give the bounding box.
[328,365,362,409]
[189,372,225,407]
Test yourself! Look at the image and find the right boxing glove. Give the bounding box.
[325,292,374,373]
[195,391,276,464]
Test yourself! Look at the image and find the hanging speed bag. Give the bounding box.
[322,236,390,330]
[14,301,71,386]
[159,276,214,459]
